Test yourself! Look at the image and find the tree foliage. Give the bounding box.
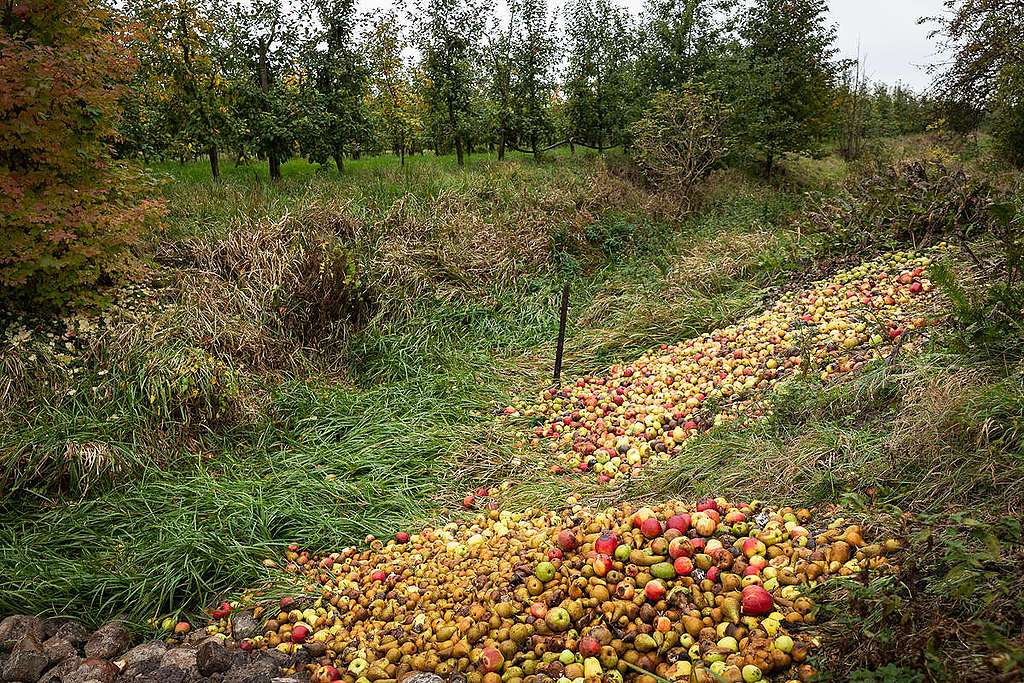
[564,0,637,151]
[300,0,369,171]
[926,0,1024,166]
[123,0,232,177]
[411,0,487,165]
[739,0,840,174]
[362,10,423,164]
[509,0,558,157]
[631,87,733,195]
[0,0,165,307]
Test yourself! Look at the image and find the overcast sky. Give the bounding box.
[826,0,944,91]
[356,0,946,92]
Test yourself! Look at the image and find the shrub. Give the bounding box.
[0,1,165,309]
[804,160,994,257]
[630,88,733,199]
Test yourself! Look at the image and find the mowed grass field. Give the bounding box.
[2,143,1022,679]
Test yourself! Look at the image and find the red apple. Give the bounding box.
[673,556,694,575]
[371,569,386,582]
[557,529,578,552]
[644,579,667,601]
[211,602,231,619]
[632,507,654,528]
[238,641,253,652]
[547,547,563,560]
[742,585,774,615]
[579,636,601,658]
[463,495,476,509]
[321,665,341,681]
[530,602,548,618]
[291,624,309,643]
[666,514,691,533]
[706,566,719,583]
[280,597,296,610]
[475,487,489,496]
[641,517,663,539]
[592,555,613,577]
[395,531,410,543]
[594,531,619,556]
[742,538,766,558]
[668,536,693,559]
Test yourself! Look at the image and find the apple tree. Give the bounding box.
[123,0,232,177]
[564,0,638,152]
[299,0,370,172]
[738,0,840,175]
[509,0,558,158]
[362,10,423,165]
[410,0,487,165]
[217,0,304,180]
[926,0,1024,166]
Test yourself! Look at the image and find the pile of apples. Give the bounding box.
[506,251,937,481]
[211,498,901,683]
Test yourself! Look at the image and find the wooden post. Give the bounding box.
[554,282,570,382]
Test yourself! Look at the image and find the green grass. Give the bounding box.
[4,142,1022,680]
[0,151,812,627]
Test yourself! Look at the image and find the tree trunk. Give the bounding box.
[334,152,344,173]
[208,144,220,179]
[568,138,575,155]
[531,132,538,161]
[258,40,281,181]
[763,152,774,178]
[497,131,505,161]
[455,135,464,166]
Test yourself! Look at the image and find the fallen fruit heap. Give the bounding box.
[505,250,939,481]
[207,498,901,683]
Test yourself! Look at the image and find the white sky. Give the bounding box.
[355,0,946,92]
[826,0,945,92]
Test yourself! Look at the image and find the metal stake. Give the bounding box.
[554,282,570,382]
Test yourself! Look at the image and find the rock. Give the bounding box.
[230,612,258,642]
[400,674,444,683]
[186,631,212,647]
[43,635,78,665]
[1,641,48,681]
[160,646,198,671]
[223,661,279,683]
[140,665,186,683]
[260,650,290,668]
[72,657,120,683]
[121,640,167,670]
[0,616,46,652]
[196,640,233,676]
[55,621,91,650]
[84,620,131,660]
[42,618,74,640]
[39,655,83,683]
